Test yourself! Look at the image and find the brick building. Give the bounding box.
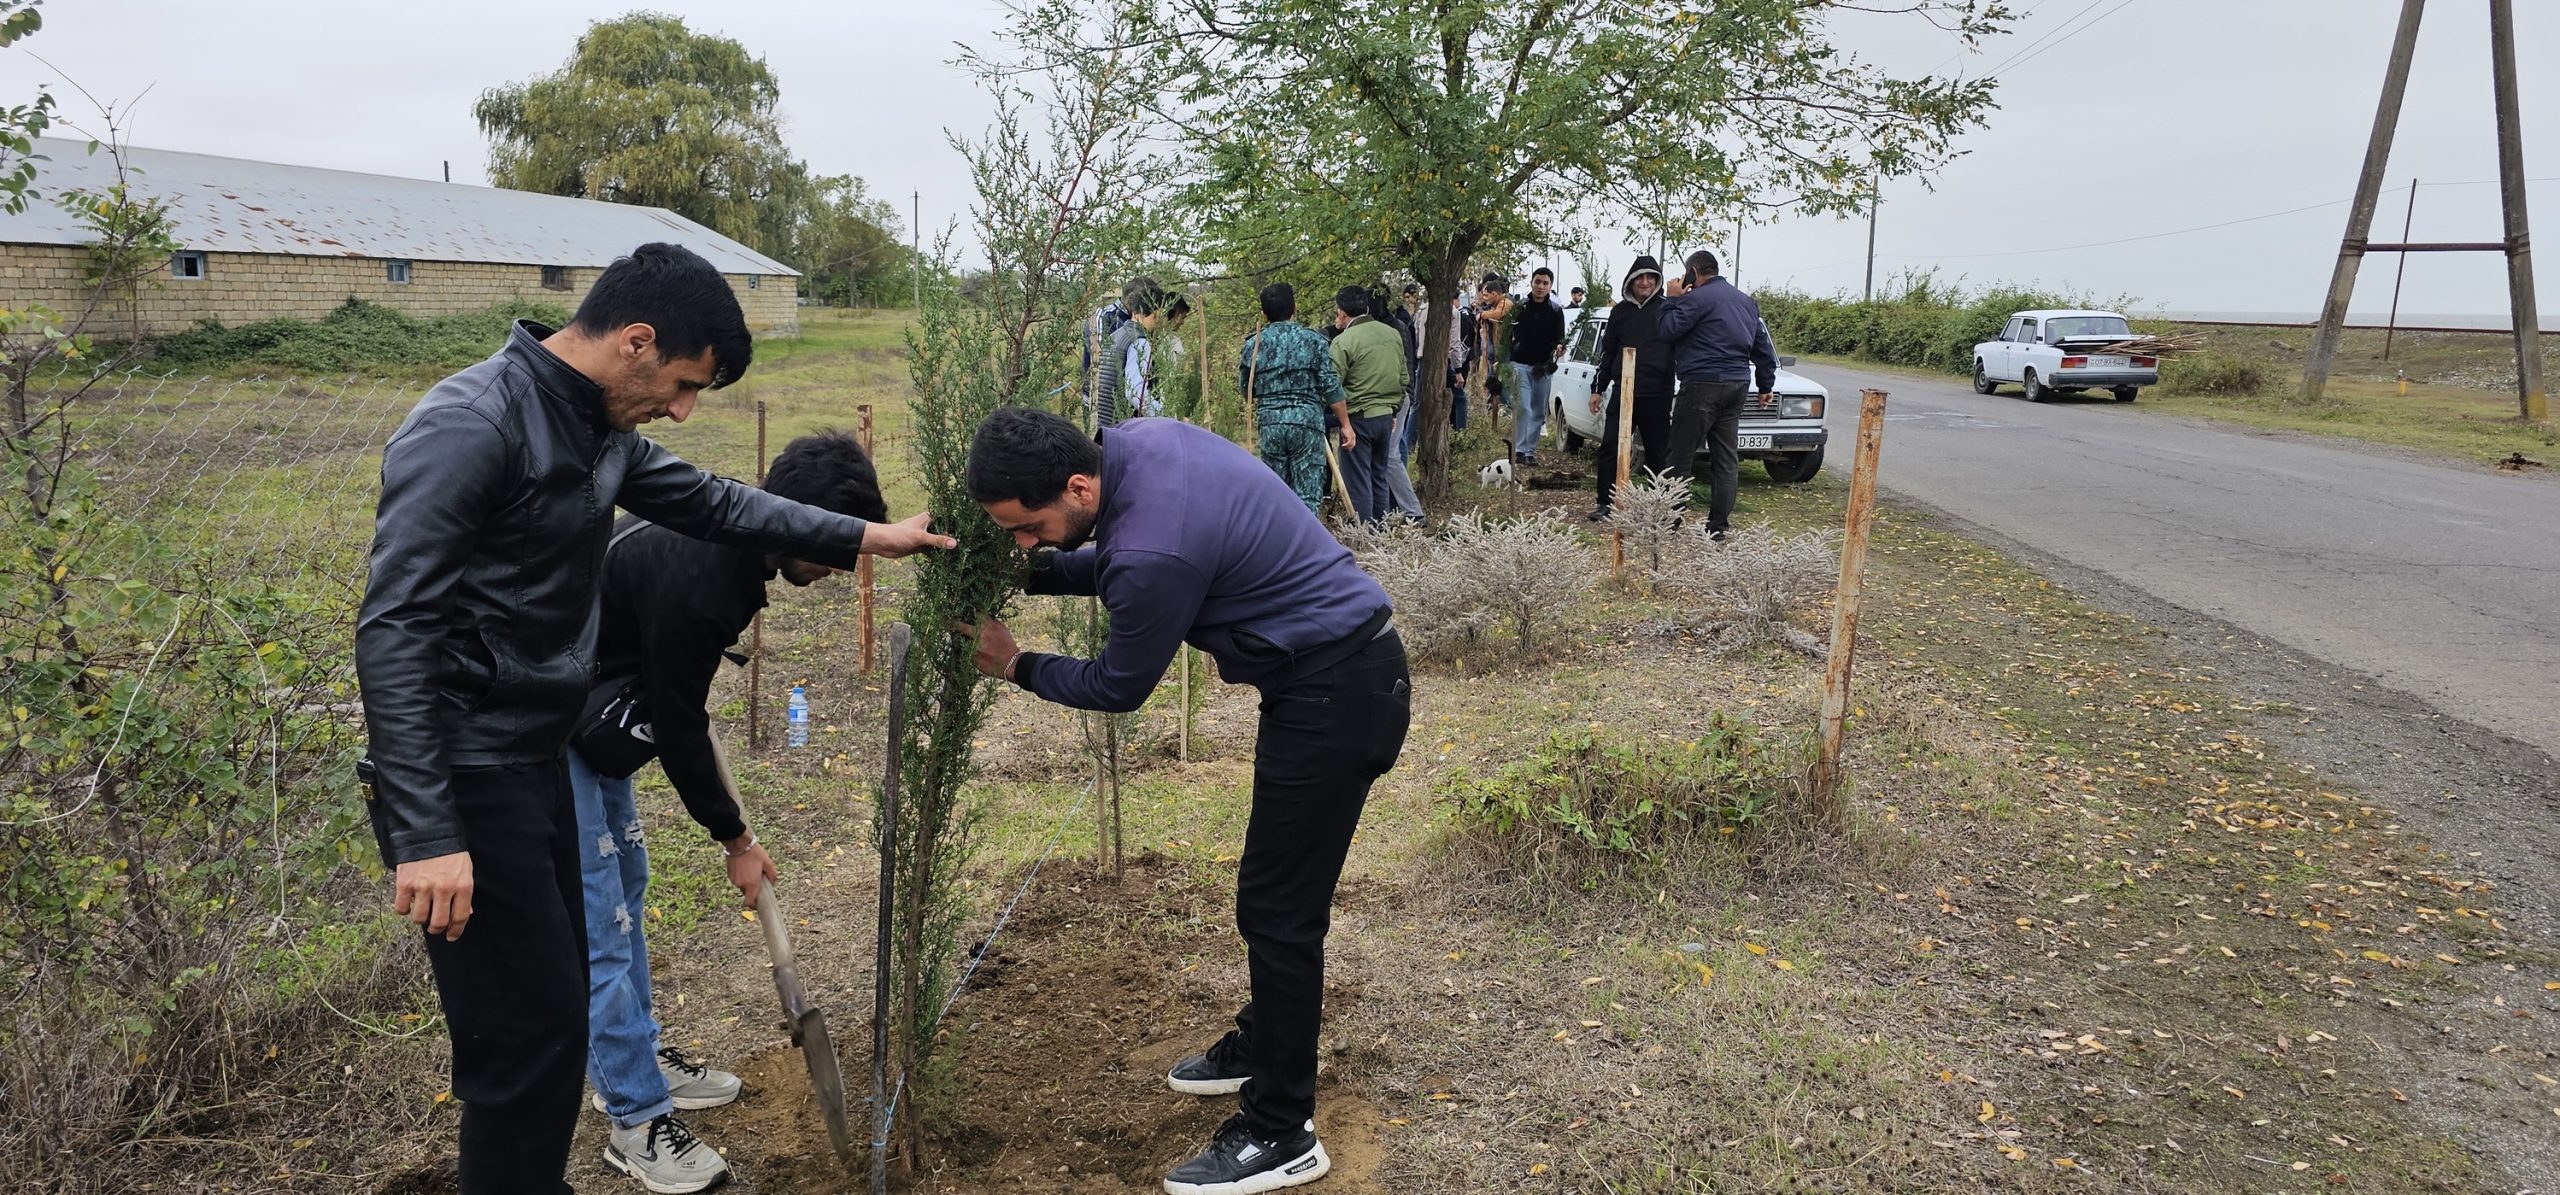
[0,138,800,336]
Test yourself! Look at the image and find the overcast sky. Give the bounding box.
[2,0,2550,323]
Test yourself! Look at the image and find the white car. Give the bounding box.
[1972,309,2158,402]
[1547,312,1830,483]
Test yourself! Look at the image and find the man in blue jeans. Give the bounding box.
[572,432,891,1191]
[1506,268,1567,466]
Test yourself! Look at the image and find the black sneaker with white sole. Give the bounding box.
[1162,1115,1330,1195]
[1166,1031,1252,1096]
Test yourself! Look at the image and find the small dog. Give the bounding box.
[1476,457,1517,489]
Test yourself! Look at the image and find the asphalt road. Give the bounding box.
[1793,362,2560,761]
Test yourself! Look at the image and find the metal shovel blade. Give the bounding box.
[792,1004,855,1160]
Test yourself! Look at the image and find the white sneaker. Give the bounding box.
[604,1114,729,1193]
[592,1048,743,1114]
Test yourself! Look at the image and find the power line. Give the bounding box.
[1985,0,2140,78]
[1971,0,2108,77]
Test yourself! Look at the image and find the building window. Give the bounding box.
[747,274,760,290]
[541,265,570,291]
[385,259,412,284]
[170,251,206,280]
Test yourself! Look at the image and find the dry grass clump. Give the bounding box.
[1605,471,1688,575]
[1652,523,1838,656]
[1345,511,1601,660]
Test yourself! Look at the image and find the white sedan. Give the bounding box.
[1547,312,1831,483]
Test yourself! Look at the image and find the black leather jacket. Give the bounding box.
[355,321,873,864]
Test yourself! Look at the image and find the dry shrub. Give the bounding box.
[1605,471,1688,576]
[1347,510,1600,660]
[1653,522,1838,656]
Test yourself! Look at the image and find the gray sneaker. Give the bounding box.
[591,1048,744,1114]
[604,1114,729,1193]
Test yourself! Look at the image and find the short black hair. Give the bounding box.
[1570,285,1585,295]
[1401,284,1418,297]
[1532,267,1554,282]
[1125,278,1170,315]
[763,431,887,523]
[1260,282,1295,322]
[1479,273,1509,293]
[1686,250,1720,279]
[1163,293,1192,322]
[1334,286,1368,317]
[569,242,754,389]
[1121,275,1161,308]
[967,407,1101,508]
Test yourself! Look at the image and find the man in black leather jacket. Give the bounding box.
[353,242,950,1193]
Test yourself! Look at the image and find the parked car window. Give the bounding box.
[2018,318,2039,342]
[2043,316,2132,341]
[1569,319,1602,364]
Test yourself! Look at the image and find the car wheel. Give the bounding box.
[2023,368,2049,403]
[2113,387,2139,402]
[1762,446,1825,484]
[1973,361,1997,395]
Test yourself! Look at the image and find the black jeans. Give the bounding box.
[1594,377,1675,509]
[418,760,588,1195]
[1231,630,1412,1139]
[1339,413,1398,527]
[1669,377,1748,532]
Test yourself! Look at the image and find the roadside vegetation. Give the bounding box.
[1762,277,2555,467]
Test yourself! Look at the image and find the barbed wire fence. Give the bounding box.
[0,370,431,1190]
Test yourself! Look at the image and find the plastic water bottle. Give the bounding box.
[786,685,810,748]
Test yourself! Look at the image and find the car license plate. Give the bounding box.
[1738,434,1774,449]
[2086,355,2128,367]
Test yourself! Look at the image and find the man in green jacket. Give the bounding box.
[1327,286,1407,527]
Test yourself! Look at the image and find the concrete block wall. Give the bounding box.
[0,244,800,336]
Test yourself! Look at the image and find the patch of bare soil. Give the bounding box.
[711,854,1390,1194]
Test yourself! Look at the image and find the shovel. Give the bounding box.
[710,734,854,1160]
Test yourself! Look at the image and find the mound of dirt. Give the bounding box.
[715,854,1391,1193]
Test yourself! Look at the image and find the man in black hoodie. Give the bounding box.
[1589,255,1676,520]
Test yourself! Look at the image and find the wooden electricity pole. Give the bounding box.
[2305,0,2544,421]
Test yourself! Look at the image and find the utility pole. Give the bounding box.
[442,160,450,184]
[1734,221,1744,288]
[2488,0,2546,421]
[1861,177,1880,305]
[2384,179,2417,363]
[911,190,922,311]
[2304,0,2541,420]
[2304,0,2427,403]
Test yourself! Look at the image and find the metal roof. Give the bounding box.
[0,137,797,276]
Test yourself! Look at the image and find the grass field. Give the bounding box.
[36,308,2556,1192]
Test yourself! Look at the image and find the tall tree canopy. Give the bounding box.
[475,12,815,258]
[1087,0,2013,496]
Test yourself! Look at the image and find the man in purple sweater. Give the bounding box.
[961,409,1410,1195]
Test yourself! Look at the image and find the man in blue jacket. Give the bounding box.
[1654,250,1777,539]
[961,409,1411,1194]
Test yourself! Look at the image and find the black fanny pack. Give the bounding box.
[572,675,656,779]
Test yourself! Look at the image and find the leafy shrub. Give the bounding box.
[1440,720,1808,876]
[1757,277,2088,376]
[143,296,568,373]
[2161,349,2270,396]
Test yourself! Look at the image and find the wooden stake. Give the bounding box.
[1318,422,1361,520]
[1243,328,1262,442]
[1811,389,1888,820]
[1609,347,1637,575]
[857,404,877,676]
[748,400,768,751]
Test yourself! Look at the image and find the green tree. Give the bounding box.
[0,0,51,217]
[799,174,914,307]
[1092,0,2011,497]
[474,11,815,255]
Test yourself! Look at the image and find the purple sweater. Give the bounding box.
[1015,418,1392,712]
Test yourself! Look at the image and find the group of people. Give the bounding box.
[1222,250,1777,541]
[359,243,1404,1195]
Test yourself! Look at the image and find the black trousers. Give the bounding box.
[419,760,588,1195]
[1668,377,1749,532]
[1593,378,1675,508]
[1231,631,1412,1139]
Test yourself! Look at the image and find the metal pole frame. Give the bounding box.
[2304,0,2429,402]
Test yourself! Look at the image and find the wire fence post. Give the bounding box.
[1610,347,1636,576]
[857,404,877,676]
[748,400,768,751]
[868,625,911,1195]
[1811,389,1888,820]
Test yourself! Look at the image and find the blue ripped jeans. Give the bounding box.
[568,749,675,1129]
